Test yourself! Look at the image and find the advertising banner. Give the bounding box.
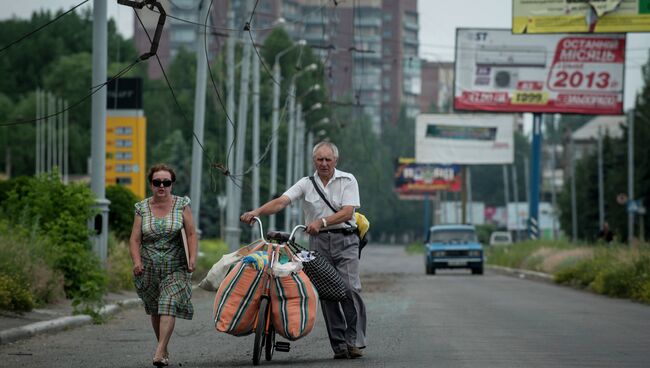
[454,29,625,114]
[513,0,650,34]
[415,114,515,165]
[394,158,462,195]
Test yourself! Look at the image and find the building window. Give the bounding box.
[115,127,133,135]
[116,164,133,173]
[116,139,132,148]
[115,152,133,160]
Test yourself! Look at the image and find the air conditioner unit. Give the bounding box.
[475,46,547,68]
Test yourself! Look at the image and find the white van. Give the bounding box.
[489,231,512,246]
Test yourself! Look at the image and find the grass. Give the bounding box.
[195,238,230,281]
[405,241,425,255]
[488,240,650,304]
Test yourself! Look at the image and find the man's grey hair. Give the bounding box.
[312,141,339,160]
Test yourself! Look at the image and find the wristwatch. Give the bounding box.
[321,218,328,228]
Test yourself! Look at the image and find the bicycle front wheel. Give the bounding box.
[253,297,269,365]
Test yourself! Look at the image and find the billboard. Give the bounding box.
[394,158,462,195]
[106,114,147,199]
[513,0,650,34]
[454,29,625,115]
[415,114,515,165]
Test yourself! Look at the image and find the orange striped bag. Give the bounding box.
[269,248,318,340]
[213,242,268,336]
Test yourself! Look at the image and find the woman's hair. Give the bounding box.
[147,163,176,183]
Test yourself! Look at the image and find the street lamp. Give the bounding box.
[269,40,306,231]
[284,63,318,231]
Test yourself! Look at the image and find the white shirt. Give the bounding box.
[283,169,360,229]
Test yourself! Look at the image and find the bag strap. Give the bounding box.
[308,176,352,228]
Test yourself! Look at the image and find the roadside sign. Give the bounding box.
[454,29,625,115]
[627,199,640,213]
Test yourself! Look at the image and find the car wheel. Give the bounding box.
[426,263,436,275]
[471,265,484,275]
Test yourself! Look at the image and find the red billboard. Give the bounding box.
[454,29,625,115]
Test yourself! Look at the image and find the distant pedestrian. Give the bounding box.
[597,221,614,244]
[129,163,198,367]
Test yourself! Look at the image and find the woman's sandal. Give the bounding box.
[152,355,169,367]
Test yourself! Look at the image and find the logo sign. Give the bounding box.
[454,29,625,115]
[394,158,462,194]
[416,114,514,165]
[513,0,650,34]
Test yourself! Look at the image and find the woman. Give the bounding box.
[129,163,198,367]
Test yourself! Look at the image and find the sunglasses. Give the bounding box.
[151,179,173,187]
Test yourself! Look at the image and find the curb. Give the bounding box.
[0,298,142,345]
[487,265,555,284]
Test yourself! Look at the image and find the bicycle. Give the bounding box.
[249,217,306,366]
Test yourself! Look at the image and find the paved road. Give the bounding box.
[2,245,650,367]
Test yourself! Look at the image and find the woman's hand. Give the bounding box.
[188,258,196,273]
[133,262,144,276]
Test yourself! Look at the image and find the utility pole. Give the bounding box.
[269,61,281,231]
[467,167,473,223]
[231,7,253,249]
[503,165,510,230]
[528,113,542,240]
[512,163,520,241]
[63,100,69,184]
[90,0,109,265]
[35,88,41,175]
[627,109,635,245]
[251,47,260,241]
[190,0,210,236]
[597,126,604,230]
[570,131,578,242]
[284,81,297,232]
[550,114,559,240]
[224,11,238,249]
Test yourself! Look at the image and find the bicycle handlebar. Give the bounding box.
[251,217,266,243]
[289,225,307,244]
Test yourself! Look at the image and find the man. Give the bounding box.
[240,141,367,359]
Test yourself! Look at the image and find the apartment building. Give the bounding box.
[133,0,420,133]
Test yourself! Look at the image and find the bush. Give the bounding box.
[107,233,135,292]
[0,221,65,311]
[1,173,107,306]
[0,274,34,312]
[106,185,140,241]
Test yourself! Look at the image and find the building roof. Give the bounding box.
[572,115,625,141]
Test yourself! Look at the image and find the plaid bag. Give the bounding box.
[290,243,348,302]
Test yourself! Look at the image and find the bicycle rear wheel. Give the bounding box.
[253,297,269,365]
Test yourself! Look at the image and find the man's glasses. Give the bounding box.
[151,179,173,187]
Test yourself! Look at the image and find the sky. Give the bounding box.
[3,0,650,110]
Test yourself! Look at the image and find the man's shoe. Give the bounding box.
[333,350,350,359]
[348,346,363,358]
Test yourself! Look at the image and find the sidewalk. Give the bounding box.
[0,290,141,345]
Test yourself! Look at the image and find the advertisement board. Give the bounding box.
[394,158,462,195]
[513,0,650,34]
[415,114,515,165]
[454,29,625,114]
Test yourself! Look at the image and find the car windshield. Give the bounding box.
[430,230,477,243]
[494,235,510,242]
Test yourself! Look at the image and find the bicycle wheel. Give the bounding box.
[265,322,275,361]
[253,297,269,365]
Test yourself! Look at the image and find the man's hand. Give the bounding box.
[306,218,324,235]
[240,211,260,225]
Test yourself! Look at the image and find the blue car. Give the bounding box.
[425,224,484,275]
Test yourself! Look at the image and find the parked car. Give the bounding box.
[489,231,513,246]
[424,224,484,275]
